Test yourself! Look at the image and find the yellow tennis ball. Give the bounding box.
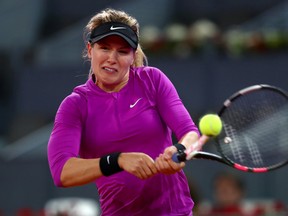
[199,114,222,136]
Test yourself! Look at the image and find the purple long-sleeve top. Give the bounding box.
[48,66,200,215]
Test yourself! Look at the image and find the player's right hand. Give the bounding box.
[155,146,185,174]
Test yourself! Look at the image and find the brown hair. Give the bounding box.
[83,8,147,70]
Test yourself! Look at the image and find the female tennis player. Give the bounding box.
[47,8,200,216]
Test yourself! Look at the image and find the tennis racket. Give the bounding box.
[173,84,288,172]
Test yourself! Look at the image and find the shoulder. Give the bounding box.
[58,82,88,114]
[134,66,164,76]
[133,66,169,84]
[131,66,175,98]
[67,83,88,103]
[54,83,88,124]
[73,82,90,99]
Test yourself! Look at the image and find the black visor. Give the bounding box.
[89,22,138,49]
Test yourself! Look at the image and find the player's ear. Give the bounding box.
[87,42,92,58]
[130,50,137,66]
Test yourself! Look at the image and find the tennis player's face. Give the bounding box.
[88,35,135,92]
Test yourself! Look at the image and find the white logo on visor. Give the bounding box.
[110,26,126,30]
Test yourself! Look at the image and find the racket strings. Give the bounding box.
[244,135,263,166]
[222,124,245,163]
[217,88,288,169]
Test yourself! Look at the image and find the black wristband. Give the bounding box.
[100,152,123,176]
[174,143,186,152]
[174,143,187,162]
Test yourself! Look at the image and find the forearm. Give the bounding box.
[178,131,199,149]
[60,157,102,187]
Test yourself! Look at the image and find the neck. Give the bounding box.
[94,74,129,93]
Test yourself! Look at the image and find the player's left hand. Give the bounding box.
[155,146,185,174]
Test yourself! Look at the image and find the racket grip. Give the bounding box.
[172,151,186,163]
[172,153,180,163]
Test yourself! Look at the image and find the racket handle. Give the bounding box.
[172,151,186,163]
[172,135,210,163]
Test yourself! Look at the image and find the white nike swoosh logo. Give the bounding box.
[110,26,126,30]
[107,155,111,164]
[130,98,142,108]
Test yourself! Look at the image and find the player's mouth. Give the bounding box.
[103,67,117,73]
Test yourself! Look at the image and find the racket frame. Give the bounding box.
[179,84,288,173]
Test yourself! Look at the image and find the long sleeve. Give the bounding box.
[153,67,200,140]
[47,92,86,186]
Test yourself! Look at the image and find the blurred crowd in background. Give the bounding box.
[1,0,288,215]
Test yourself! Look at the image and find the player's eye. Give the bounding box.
[118,50,130,54]
[100,46,109,50]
